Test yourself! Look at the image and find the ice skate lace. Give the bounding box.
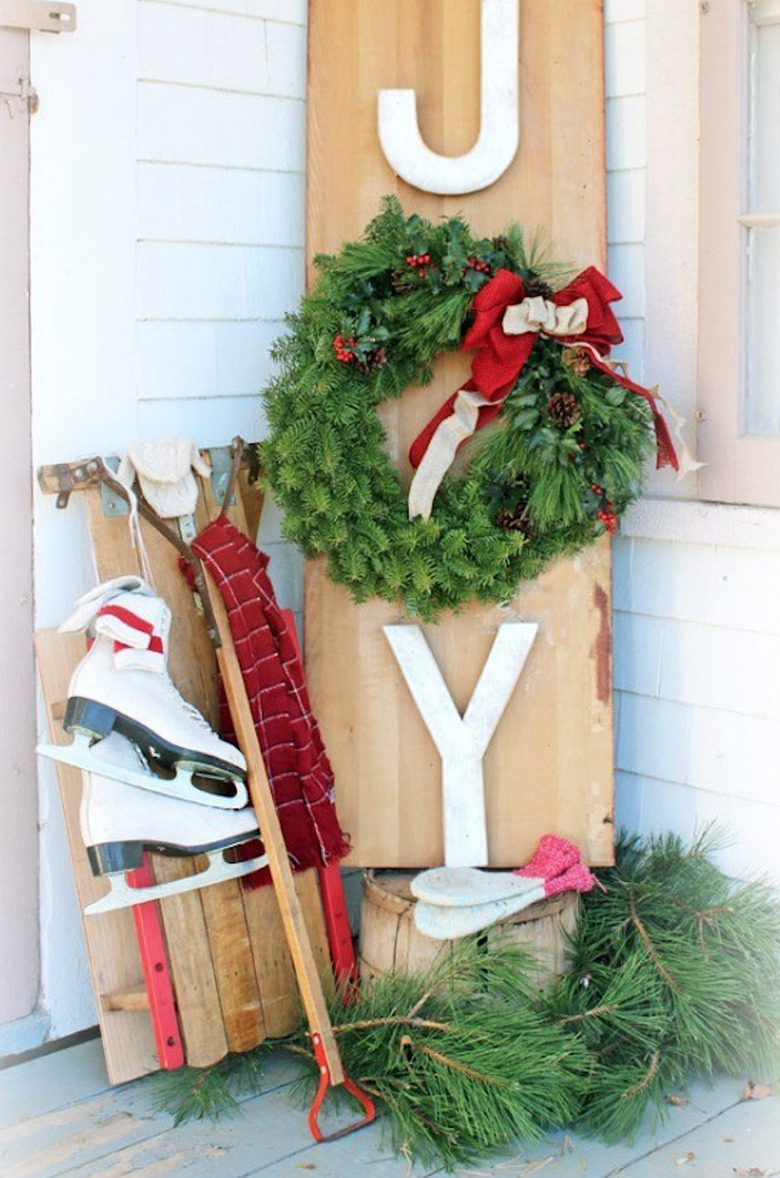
[159,674,216,733]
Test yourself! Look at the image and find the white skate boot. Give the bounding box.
[39,635,249,809]
[79,733,267,915]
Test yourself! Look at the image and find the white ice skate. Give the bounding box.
[78,733,266,915]
[39,635,249,810]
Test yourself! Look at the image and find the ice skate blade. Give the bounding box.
[84,849,269,915]
[37,737,250,811]
[64,695,247,786]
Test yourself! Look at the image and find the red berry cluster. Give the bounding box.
[405,252,432,278]
[333,333,358,364]
[591,482,618,533]
[598,509,618,534]
[466,255,491,274]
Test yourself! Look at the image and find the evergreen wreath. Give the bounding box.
[262,197,678,618]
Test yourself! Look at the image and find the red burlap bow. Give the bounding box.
[408,267,679,478]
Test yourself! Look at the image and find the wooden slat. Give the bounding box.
[243,873,333,1040]
[34,630,158,1085]
[198,878,266,1053]
[306,0,612,869]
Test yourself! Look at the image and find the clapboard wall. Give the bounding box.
[27,0,308,1045]
[606,0,780,885]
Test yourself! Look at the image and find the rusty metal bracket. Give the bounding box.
[0,1,77,32]
[39,458,103,509]
[38,455,223,643]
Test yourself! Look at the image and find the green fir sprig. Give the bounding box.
[154,831,780,1168]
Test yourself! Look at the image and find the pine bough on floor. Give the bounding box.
[155,830,780,1171]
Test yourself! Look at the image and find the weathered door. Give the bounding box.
[0,23,39,1044]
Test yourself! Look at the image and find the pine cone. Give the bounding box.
[357,346,387,373]
[547,390,580,428]
[524,274,555,300]
[495,506,534,538]
[562,346,592,377]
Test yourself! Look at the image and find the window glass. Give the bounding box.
[744,1,780,435]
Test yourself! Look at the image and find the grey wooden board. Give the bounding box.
[0,1039,776,1178]
[0,1053,300,1178]
[615,1095,780,1178]
[252,1122,439,1177]
[0,1039,110,1131]
[447,1078,761,1178]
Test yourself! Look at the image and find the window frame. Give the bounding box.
[698,0,780,506]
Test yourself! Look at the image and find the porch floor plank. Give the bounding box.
[0,1039,111,1131]
[0,1041,775,1178]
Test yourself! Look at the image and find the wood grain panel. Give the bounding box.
[306,0,612,868]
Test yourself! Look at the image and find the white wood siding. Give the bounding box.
[28,0,307,1040]
[607,2,780,885]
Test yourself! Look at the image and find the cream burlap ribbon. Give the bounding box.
[408,296,589,521]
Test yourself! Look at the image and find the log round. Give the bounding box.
[360,870,580,990]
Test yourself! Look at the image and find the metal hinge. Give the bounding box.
[0,75,38,116]
[0,1,76,32]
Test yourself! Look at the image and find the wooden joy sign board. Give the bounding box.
[305,0,612,868]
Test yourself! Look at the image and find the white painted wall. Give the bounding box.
[607,0,780,886]
[11,0,777,1045]
[26,0,306,1042]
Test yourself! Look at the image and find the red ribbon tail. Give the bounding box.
[409,392,459,470]
[587,353,679,472]
[651,414,679,472]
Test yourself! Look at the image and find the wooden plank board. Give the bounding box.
[306,0,612,868]
[34,630,158,1086]
[308,542,613,868]
[1,1034,769,1178]
[0,1038,109,1132]
[0,1052,304,1178]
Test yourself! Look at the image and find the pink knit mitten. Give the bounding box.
[543,862,596,898]
[513,833,581,882]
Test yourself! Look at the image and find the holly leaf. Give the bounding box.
[605,386,627,407]
[464,269,485,294]
[357,306,371,335]
[512,410,540,430]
